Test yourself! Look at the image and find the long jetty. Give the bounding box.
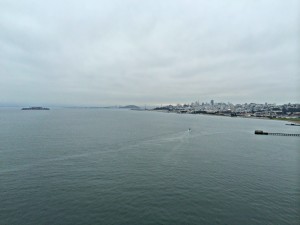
[255,130,300,137]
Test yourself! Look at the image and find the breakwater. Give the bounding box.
[255,130,300,136]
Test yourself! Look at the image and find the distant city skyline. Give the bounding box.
[1,0,299,106]
[153,101,300,121]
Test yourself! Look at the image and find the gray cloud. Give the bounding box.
[0,0,299,106]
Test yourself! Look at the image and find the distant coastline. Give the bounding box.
[149,101,300,124]
[148,109,300,124]
[13,103,300,123]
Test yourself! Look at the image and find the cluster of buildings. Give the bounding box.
[153,100,300,119]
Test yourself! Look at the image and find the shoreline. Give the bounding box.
[147,109,300,124]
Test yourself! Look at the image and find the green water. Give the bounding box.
[0,109,299,224]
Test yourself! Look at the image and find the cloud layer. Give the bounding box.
[0,0,299,106]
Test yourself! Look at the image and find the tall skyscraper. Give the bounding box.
[211,100,214,106]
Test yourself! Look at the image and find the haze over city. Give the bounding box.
[0,0,299,106]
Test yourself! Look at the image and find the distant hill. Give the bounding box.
[119,105,140,109]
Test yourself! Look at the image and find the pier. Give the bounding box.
[255,130,300,137]
[285,123,300,126]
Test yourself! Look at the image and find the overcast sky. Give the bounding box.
[0,0,299,106]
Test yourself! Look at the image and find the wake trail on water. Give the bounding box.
[0,130,193,174]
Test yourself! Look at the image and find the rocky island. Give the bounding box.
[22,107,50,110]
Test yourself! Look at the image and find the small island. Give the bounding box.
[22,107,50,110]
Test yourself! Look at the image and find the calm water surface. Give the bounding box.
[0,108,299,225]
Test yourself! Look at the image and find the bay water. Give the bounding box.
[0,108,299,224]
